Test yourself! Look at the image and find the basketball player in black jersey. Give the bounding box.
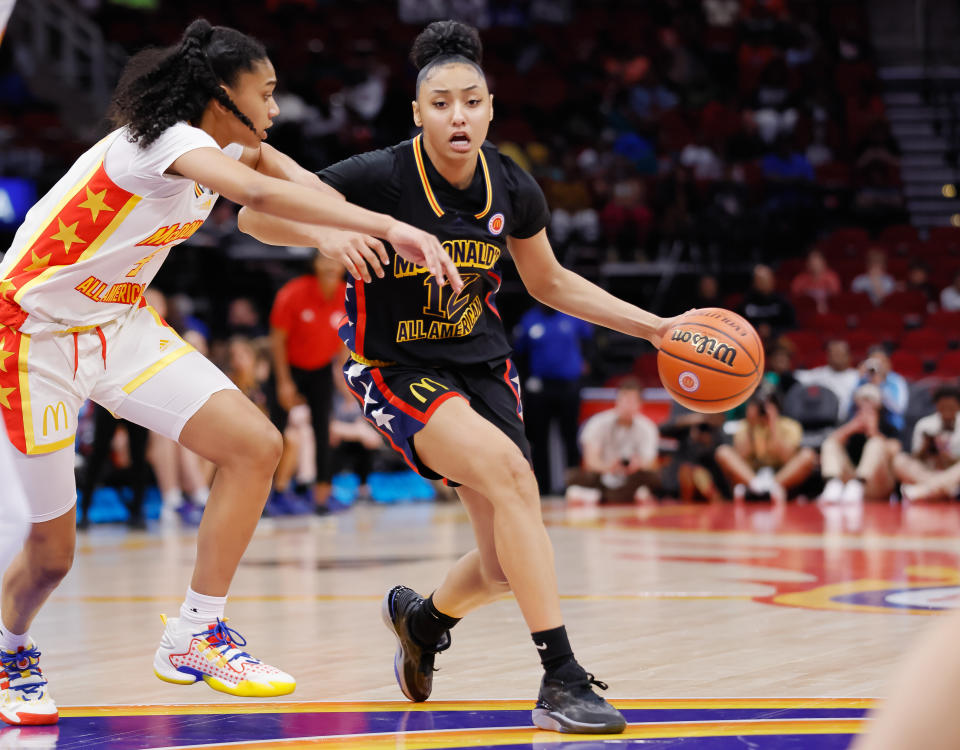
[239,20,682,734]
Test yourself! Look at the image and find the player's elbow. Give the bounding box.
[526,269,563,305]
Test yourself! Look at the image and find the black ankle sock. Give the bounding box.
[411,594,460,646]
[532,625,575,672]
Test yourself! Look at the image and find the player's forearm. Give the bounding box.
[238,207,326,247]
[238,176,393,239]
[532,267,664,343]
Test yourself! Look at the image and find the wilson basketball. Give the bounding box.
[657,308,764,413]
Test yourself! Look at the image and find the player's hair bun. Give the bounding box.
[183,18,214,45]
[410,20,482,70]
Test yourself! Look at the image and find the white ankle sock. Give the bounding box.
[162,489,182,510]
[179,587,227,627]
[0,622,30,652]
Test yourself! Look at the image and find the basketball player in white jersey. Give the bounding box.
[0,18,459,726]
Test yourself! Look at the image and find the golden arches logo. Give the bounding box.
[408,377,449,404]
[42,401,68,436]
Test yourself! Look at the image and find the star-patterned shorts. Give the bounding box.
[342,356,530,485]
[0,303,237,521]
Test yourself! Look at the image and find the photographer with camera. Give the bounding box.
[893,386,960,502]
[818,383,902,503]
[714,384,817,505]
[856,346,908,431]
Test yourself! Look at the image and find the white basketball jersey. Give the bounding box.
[0,122,241,334]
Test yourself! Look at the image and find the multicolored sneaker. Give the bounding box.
[381,585,451,702]
[532,661,626,734]
[153,615,295,697]
[0,642,58,725]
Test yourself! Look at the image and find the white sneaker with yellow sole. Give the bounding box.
[153,615,295,697]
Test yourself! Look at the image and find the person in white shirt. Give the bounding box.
[565,378,661,504]
[794,339,860,420]
[0,18,459,726]
[894,386,960,501]
[940,270,960,312]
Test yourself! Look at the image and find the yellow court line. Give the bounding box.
[60,698,874,718]
[50,593,752,605]
[153,718,866,749]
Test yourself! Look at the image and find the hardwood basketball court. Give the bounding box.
[11,499,958,748]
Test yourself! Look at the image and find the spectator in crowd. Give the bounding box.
[270,252,348,514]
[819,383,901,503]
[692,274,723,310]
[715,385,817,505]
[329,391,384,504]
[739,263,796,344]
[227,296,269,339]
[790,247,841,314]
[795,339,860,420]
[599,178,653,259]
[764,341,798,401]
[77,406,150,531]
[940,270,960,312]
[851,248,895,305]
[660,403,727,503]
[901,260,937,304]
[894,386,960,501]
[565,379,661,504]
[857,346,909,432]
[514,302,593,495]
[853,162,907,232]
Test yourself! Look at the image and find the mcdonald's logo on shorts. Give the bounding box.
[42,401,69,436]
[408,377,449,404]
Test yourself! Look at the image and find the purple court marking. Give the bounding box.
[17,707,868,749]
[461,737,854,750]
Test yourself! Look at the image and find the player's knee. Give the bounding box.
[25,532,74,585]
[489,449,536,499]
[231,419,283,473]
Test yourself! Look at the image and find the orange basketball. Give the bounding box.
[657,307,764,413]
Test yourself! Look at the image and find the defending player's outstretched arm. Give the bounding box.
[508,228,681,349]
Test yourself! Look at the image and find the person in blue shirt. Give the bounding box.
[856,346,909,433]
[513,302,593,494]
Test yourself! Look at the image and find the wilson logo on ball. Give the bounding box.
[670,329,738,367]
[678,371,700,392]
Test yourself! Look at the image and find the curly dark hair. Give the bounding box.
[108,18,267,148]
[410,20,484,96]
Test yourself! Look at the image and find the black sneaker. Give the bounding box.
[532,661,626,734]
[381,585,450,702]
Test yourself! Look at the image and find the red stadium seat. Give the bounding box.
[877,224,919,249]
[858,309,907,345]
[925,310,960,344]
[632,353,661,387]
[890,350,926,380]
[830,291,875,323]
[844,329,882,362]
[929,227,960,250]
[807,313,847,338]
[820,227,869,256]
[932,351,960,378]
[782,330,823,366]
[883,289,930,324]
[899,328,949,363]
[789,294,819,325]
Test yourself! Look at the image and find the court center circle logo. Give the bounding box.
[678,371,700,392]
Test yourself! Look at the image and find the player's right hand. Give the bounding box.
[385,220,463,292]
[317,229,389,283]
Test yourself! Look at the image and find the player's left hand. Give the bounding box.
[316,229,389,283]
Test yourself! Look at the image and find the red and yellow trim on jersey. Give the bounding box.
[0,158,141,307]
[0,326,28,453]
[411,134,492,220]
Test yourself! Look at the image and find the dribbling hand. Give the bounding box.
[651,310,695,349]
[386,221,463,292]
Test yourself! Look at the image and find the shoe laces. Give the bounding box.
[194,619,259,668]
[0,647,46,696]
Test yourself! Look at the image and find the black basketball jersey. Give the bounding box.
[318,135,549,368]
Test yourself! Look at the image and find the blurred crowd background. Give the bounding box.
[2,0,960,525]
